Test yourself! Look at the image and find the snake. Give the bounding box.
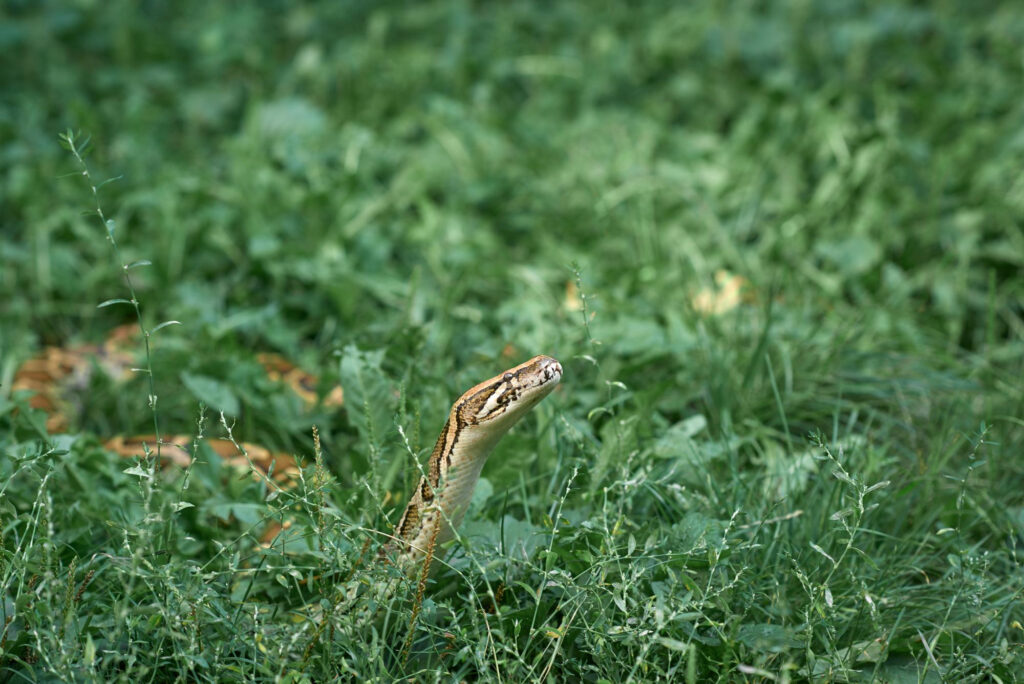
[390,355,562,567]
[13,335,562,568]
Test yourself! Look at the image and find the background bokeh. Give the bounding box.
[2,1,1023,680]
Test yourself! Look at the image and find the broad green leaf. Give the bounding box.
[207,502,265,525]
[123,464,151,479]
[181,372,240,415]
[736,623,802,653]
[338,345,394,465]
[467,476,494,518]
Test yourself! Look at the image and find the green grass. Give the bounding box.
[2,0,1024,680]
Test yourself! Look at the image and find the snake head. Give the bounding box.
[460,355,562,427]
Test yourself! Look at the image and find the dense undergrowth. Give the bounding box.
[2,1,1023,681]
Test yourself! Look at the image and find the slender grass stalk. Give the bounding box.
[59,130,176,461]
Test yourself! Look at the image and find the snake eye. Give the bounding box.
[503,373,514,382]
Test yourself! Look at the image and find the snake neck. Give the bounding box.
[388,355,562,568]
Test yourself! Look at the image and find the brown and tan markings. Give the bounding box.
[11,326,342,494]
[11,333,561,561]
[391,355,562,566]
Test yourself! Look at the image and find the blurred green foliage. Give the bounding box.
[2,0,1023,680]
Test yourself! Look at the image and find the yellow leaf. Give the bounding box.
[692,270,750,315]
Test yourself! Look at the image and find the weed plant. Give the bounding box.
[2,1,1023,681]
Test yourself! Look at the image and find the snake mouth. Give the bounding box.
[519,356,562,405]
[534,355,563,385]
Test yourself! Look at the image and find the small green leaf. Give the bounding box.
[467,477,494,518]
[123,465,151,478]
[810,542,835,565]
[865,480,891,494]
[96,174,123,190]
[736,623,803,653]
[832,469,856,487]
[338,345,393,465]
[171,501,195,512]
[126,259,152,269]
[151,320,182,334]
[84,634,96,665]
[656,637,690,652]
[181,372,240,415]
[97,298,131,308]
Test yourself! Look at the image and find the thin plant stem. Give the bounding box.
[60,130,163,461]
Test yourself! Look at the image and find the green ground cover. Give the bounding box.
[2,1,1023,680]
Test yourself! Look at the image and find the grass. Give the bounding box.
[2,0,1024,680]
